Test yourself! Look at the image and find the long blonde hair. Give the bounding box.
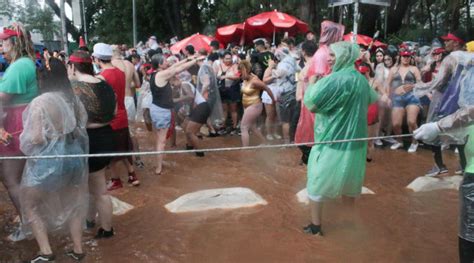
[5,23,36,62]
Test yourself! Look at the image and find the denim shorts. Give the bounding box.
[150,104,172,129]
[392,91,420,108]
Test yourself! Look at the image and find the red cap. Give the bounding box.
[0,28,20,40]
[432,47,445,55]
[399,50,413,56]
[440,33,464,44]
[69,54,92,63]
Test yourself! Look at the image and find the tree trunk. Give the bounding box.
[386,0,412,34]
[426,1,434,34]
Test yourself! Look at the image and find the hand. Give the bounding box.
[268,59,276,69]
[394,86,406,95]
[413,122,441,142]
[380,94,390,104]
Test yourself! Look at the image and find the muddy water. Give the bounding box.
[0,127,461,262]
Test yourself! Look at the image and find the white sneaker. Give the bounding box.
[266,134,274,141]
[408,143,419,153]
[390,142,403,150]
[384,137,398,144]
[441,144,449,151]
[273,133,282,140]
[455,148,459,154]
[374,139,383,146]
[175,125,183,131]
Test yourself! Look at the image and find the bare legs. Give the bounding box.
[367,124,378,160]
[309,200,323,226]
[392,106,419,144]
[186,121,202,149]
[88,169,113,232]
[264,103,278,137]
[0,159,26,217]
[222,102,239,130]
[154,128,168,174]
[240,103,265,146]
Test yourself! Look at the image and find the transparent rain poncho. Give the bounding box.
[304,42,378,200]
[197,62,224,128]
[19,91,89,233]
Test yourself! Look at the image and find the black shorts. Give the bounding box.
[113,127,134,163]
[219,84,241,103]
[278,91,297,123]
[88,125,116,173]
[189,102,211,124]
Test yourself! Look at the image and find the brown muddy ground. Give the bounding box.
[0,126,462,262]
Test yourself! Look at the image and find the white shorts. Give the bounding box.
[261,84,281,105]
[125,96,136,122]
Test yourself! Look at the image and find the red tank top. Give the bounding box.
[101,67,128,130]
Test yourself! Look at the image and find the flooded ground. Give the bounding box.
[0,126,461,262]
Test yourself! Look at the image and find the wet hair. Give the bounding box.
[301,40,317,57]
[38,58,74,98]
[70,50,94,75]
[207,52,219,62]
[223,51,232,58]
[238,60,252,74]
[198,48,208,56]
[281,37,295,47]
[185,45,195,55]
[5,23,36,62]
[151,54,165,69]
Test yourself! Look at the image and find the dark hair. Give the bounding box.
[78,46,90,52]
[210,40,220,49]
[301,40,317,57]
[185,45,195,55]
[38,58,74,98]
[70,50,94,75]
[208,52,219,62]
[254,39,265,47]
[223,51,232,58]
[281,37,295,46]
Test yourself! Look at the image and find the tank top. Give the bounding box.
[150,73,174,109]
[391,67,416,92]
[241,80,261,108]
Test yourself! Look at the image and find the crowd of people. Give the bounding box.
[0,19,473,262]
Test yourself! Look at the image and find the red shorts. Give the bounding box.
[0,105,28,156]
[367,103,379,126]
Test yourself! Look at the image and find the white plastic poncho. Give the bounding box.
[19,91,89,232]
[197,62,224,128]
[136,78,152,122]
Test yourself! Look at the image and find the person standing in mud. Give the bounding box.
[303,42,378,236]
[0,24,38,240]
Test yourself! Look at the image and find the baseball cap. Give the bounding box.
[440,33,465,44]
[92,43,113,60]
[0,28,20,40]
[432,47,445,55]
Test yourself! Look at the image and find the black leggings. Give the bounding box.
[459,237,474,263]
[298,145,312,165]
[431,144,466,170]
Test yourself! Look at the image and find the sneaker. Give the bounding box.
[217,129,228,136]
[27,254,56,262]
[175,125,183,131]
[95,227,114,239]
[383,137,398,144]
[230,128,239,136]
[374,139,383,146]
[127,173,140,186]
[390,142,403,150]
[425,166,448,177]
[441,144,450,151]
[266,134,274,141]
[207,131,219,137]
[107,178,123,191]
[86,220,96,229]
[455,148,459,154]
[455,166,464,175]
[303,224,323,236]
[134,159,145,169]
[195,151,205,157]
[66,251,85,261]
[273,133,282,140]
[408,143,419,153]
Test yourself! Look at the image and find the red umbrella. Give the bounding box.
[170,33,218,54]
[343,33,387,48]
[245,10,309,44]
[215,23,245,46]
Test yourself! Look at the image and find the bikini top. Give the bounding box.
[391,67,416,91]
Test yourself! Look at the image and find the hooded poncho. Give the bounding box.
[304,42,378,199]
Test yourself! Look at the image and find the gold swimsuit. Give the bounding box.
[241,81,261,108]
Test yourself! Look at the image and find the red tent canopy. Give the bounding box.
[170,33,219,54]
[215,23,245,46]
[343,33,387,49]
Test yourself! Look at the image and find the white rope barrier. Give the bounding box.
[0,134,414,160]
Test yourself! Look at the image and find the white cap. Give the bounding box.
[92,43,113,60]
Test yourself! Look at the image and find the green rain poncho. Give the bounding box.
[304,42,378,200]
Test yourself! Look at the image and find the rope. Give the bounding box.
[0,134,414,161]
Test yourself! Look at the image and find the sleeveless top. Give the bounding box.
[71,80,116,124]
[241,80,260,108]
[150,72,174,109]
[391,67,416,93]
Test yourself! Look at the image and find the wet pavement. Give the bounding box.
[0,126,462,262]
